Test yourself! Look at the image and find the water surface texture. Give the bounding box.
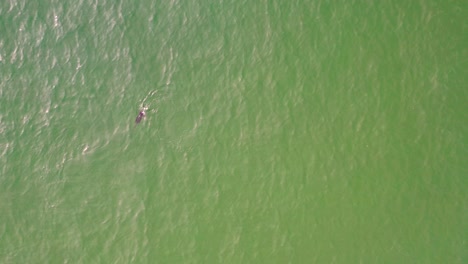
[0,0,466,263]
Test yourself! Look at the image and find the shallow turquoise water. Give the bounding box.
[0,0,466,263]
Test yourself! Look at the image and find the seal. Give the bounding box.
[135,110,146,124]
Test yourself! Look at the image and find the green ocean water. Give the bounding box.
[0,0,466,263]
